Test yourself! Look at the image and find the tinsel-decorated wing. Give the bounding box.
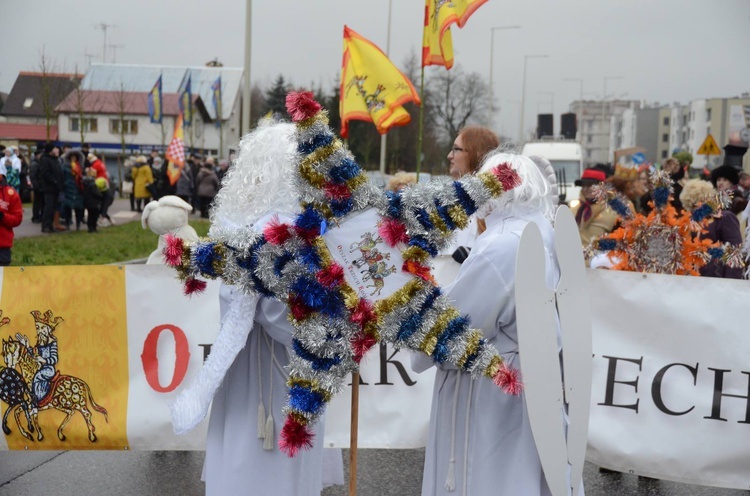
[166,91,527,459]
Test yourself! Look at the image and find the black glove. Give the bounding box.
[452,246,471,264]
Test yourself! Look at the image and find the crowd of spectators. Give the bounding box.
[571,154,749,279]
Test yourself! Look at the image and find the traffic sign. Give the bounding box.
[697,134,721,155]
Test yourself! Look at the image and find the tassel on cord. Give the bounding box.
[257,331,266,439]
[257,402,266,439]
[263,414,275,451]
[445,457,456,491]
[263,339,276,451]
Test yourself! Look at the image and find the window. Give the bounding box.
[661,150,668,159]
[587,135,592,143]
[23,98,33,108]
[586,150,592,158]
[70,117,98,133]
[109,119,138,134]
[706,108,712,120]
[663,117,669,126]
[662,134,668,142]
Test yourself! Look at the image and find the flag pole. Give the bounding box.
[378,0,393,176]
[416,64,425,181]
[349,371,360,496]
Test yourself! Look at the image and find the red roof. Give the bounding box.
[0,123,58,141]
[55,90,184,116]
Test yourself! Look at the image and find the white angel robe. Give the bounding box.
[203,289,325,496]
[413,209,560,496]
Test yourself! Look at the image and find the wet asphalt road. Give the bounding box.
[1,449,747,496]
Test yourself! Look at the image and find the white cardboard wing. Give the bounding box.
[515,222,568,496]
[554,205,593,495]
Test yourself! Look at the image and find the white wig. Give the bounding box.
[477,151,555,221]
[209,121,300,234]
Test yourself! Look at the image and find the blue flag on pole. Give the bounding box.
[180,75,193,126]
[148,75,163,124]
[211,76,222,128]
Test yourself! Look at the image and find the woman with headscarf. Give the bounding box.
[710,165,748,215]
[413,151,562,496]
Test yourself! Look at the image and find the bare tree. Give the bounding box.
[113,83,129,193]
[38,47,57,142]
[425,66,491,144]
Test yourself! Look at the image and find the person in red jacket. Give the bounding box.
[0,169,24,265]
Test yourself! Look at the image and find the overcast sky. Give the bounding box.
[2,0,749,140]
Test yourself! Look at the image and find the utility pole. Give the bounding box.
[82,48,96,68]
[109,44,124,64]
[241,0,252,135]
[95,22,116,63]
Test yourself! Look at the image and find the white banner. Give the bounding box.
[586,269,750,490]
[3,266,750,490]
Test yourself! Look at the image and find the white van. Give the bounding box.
[521,141,583,204]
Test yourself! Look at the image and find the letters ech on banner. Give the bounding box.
[1,265,750,490]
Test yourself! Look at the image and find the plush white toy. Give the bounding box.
[141,196,199,265]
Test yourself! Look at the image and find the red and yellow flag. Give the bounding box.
[340,25,421,139]
[422,0,488,69]
[165,113,186,186]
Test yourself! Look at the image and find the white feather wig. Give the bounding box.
[209,121,301,235]
[477,152,556,221]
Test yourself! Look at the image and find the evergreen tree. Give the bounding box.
[264,75,291,116]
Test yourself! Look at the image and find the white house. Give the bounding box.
[56,63,243,158]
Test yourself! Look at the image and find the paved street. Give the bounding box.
[0,449,748,496]
[15,196,193,240]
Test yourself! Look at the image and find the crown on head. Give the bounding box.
[31,310,63,330]
[614,164,639,181]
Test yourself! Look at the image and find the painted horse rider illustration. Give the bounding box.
[15,310,63,405]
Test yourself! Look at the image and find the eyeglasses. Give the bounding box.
[451,146,465,153]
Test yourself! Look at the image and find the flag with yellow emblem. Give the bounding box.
[340,25,421,139]
[422,0,489,69]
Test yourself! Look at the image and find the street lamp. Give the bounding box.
[563,78,583,142]
[519,54,548,144]
[602,76,624,162]
[488,25,521,129]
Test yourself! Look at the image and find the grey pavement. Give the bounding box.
[16,196,202,239]
[17,196,141,239]
[0,449,747,496]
